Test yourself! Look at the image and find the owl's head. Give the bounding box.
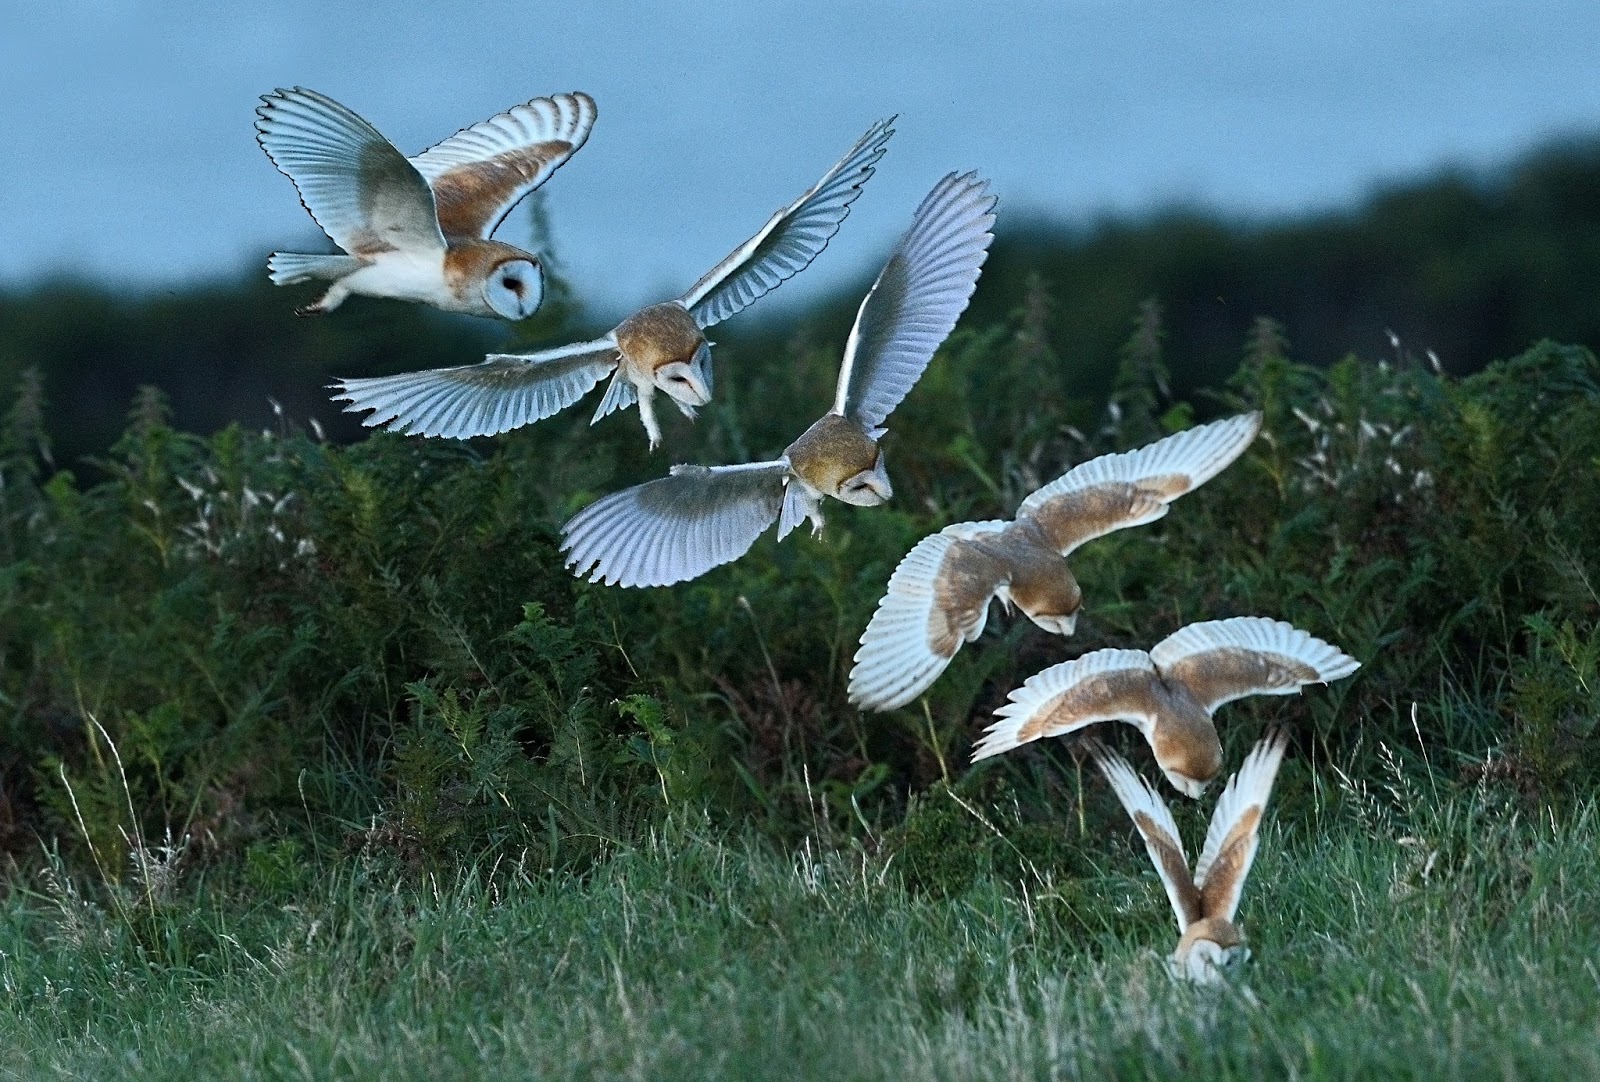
[1171,916,1248,983]
[834,451,892,507]
[483,257,544,320]
[653,341,712,410]
[1152,722,1222,799]
[1173,937,1250,985]
[1009,560,1082,637]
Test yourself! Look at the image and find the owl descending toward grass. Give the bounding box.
[560,170,997,586]
[332,119,896,450]
[848,412,1262,712]
[974,617,1357,797]
[1088,730,1291,986]
[256,87,597,319]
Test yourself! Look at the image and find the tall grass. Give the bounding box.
[2,785,1596,1079]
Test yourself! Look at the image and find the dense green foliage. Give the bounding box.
[2,296,1598,879]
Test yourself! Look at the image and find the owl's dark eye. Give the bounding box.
[502,276,520,292]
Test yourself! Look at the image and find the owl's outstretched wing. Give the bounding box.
[1087,740,1202,933]
[847,522,1010,711]
[331,336,619,438]
[1016,412,1262,556]
[972,648,1161,761]
[677,119,894,329]
[1193,730,1289,923]
[411,92,597,240]
[256,87,445,256]
[831,171,996,437]
[1149,617,1359,714]
[561,460,791,587]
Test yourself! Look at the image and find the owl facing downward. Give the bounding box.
[1087,730,1291,985]
[848,413,1262,711]
[256,87,596,319]
[973,617,1357,797]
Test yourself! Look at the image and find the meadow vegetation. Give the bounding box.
[2,154,1600,1073]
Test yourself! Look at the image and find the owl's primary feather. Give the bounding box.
[330,338,620,438]
[411,92,597,241]
[832,170,997,437]
[256,87,445,257]
[1090,742,1200,932]
[1147,617,1363,713]
[563,461,792,587]
[1192,732,1289,923]
[679,117,897,329]
[560,172,998,587]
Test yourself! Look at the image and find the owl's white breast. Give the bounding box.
[342,250,460,310]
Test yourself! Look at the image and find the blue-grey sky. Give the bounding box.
[5,1,1599,321]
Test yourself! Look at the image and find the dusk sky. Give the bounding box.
[5,1,1599,321]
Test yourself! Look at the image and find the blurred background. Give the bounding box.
[5,0,1600,463]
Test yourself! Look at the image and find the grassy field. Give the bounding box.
[3,782,1597,1080]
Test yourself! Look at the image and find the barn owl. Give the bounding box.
[972,617,1357,797]
[560,171,997,586]
[848,412,1262,711]
[256,87,596,318]
[1088,730,1290,985]
[331,119,896,451]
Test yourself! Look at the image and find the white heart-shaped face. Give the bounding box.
[1182,940,1229,984]
[1175,940,1250,985]
[654,358,710,407]
[835,453,892,507]
[483,259,543,319]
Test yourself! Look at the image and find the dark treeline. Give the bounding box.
[4,136,1600,463]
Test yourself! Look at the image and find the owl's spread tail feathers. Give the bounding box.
[267,252,363,285]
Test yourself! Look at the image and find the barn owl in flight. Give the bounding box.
[848,413,1262,711]
[973,617,1357,797]
[331,119,896,450]
[256,87,596,319]
[1089,730,1290,985]
[561,171,997,586]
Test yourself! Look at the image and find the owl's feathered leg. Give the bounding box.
[636,386,663,451]
[296,280,352,317]
[777,481,826,540]
[806,503,826,537]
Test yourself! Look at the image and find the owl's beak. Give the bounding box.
[689,341,714,398]
[656,358,710,408]
[865,453,892,501]
[1027,610,1078,636]
[1163,770,1210,800]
